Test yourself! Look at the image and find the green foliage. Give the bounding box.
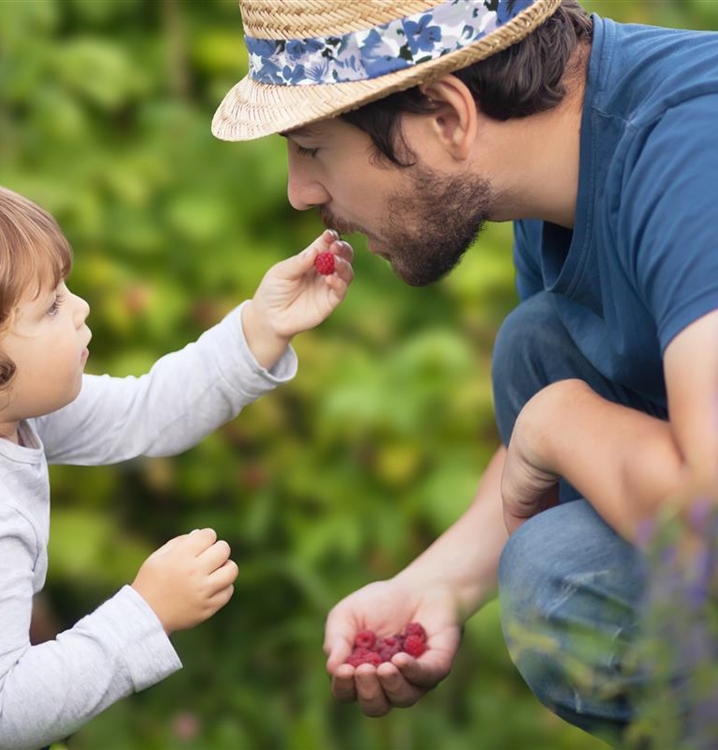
[1,1,706,747]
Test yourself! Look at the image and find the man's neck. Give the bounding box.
[491,44,590,229]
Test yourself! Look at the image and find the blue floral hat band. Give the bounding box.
[212,0,562,141]
[247,0,538,87]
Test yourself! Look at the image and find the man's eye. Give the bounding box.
[296,145,319,158]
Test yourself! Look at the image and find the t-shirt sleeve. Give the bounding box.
[618,94,718,352]
[0,504,180,749]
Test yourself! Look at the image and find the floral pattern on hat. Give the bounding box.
[246,0,536,86]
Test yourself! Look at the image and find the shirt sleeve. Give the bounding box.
[0,504,180,750]
[617,94,718,352]
[37,300,298,465]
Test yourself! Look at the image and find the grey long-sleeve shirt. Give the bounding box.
[0,302,297,749]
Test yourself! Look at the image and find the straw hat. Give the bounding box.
[212,0,563,142]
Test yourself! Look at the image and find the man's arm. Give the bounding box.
[502,309,718,539]
[325,446,508,715]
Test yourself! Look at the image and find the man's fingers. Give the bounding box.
[354,666,393,717]
[331,663,359,703]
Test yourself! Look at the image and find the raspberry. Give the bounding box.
[353,629,377,650]
[314,251,336,275]
[403,634,427,657]
[376,636,403,662]
[403,622,427,642]
[346,648,382,667]
[342,621,430,665]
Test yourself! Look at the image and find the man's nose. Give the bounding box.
[286,157,331,211]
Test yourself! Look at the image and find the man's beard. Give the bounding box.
[320,164,493,287]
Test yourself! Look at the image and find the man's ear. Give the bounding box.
[419,74,478,160]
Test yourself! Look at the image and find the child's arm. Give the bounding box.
[37,231,353,466]
[0,514,234,749]
[0,503,176,749]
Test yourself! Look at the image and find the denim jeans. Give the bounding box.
[492,292,667,743]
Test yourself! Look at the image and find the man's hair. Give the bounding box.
[341,0,593,166]
[0,187,73,389]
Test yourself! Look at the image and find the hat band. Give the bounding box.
[246,0,537,86]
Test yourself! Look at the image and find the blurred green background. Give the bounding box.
[1,1,714,748]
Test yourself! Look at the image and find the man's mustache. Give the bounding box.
[318,206,362,236]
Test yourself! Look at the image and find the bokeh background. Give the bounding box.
[2,1,715,748]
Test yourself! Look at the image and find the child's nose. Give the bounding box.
[72,293,90,326]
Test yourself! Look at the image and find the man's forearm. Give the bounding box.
[395,446,509,621]
[537,380,689,537]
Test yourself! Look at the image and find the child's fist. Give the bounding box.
[132,528,239,634]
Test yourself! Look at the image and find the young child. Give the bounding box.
[0,185,353,749]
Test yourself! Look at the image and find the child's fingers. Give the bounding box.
[184,527,218,554]
[330,254,354,286]
[302,229,339,261]
[331,239,354,265]
[151,529,202,557]
[208,582,236,611]
[197,538,232,571]
[208,559,240,591]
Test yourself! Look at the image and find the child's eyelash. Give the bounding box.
[296,145,319,157]
[48,293,65,316]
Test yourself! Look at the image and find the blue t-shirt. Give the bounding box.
[513,15,718,409]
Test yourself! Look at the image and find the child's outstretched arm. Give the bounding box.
[39,230,352,466]
[241,229,354,369]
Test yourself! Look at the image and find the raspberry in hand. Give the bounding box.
[314,251,336,275]
[343,621,429,664]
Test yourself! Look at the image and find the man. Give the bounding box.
[212,0,718,743]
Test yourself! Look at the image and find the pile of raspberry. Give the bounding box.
[345,622,428,666]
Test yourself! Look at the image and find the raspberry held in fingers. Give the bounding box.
[314,251,336,275]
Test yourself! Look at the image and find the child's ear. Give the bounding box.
[419,75,478,160]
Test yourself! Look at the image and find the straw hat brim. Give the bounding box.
[211,0,562,141]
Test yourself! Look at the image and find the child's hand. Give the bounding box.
[242,229,354,369]
[131,528,238,634]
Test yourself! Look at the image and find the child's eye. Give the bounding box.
[47,293,65,317]
[295,144,319,158]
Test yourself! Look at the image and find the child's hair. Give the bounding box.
[0,187,73,388]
